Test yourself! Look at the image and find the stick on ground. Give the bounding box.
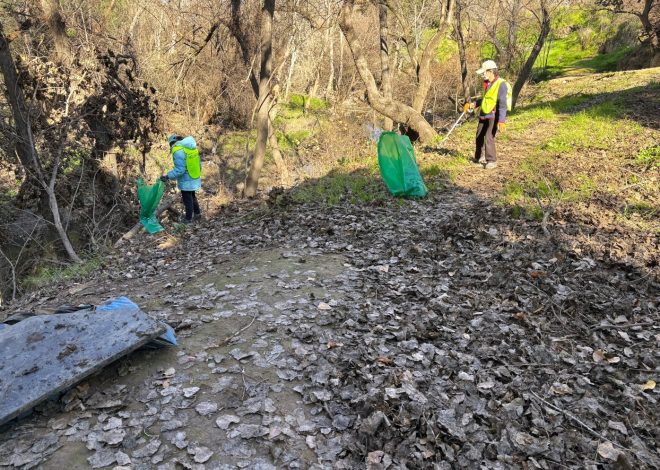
[114,197,176,248]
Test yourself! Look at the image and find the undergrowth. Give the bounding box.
[23,257,101,290]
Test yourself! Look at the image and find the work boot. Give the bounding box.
[484,162,498,169]
[180,217,192,225]
[472,158,485,167]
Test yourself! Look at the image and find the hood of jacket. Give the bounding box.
[176,136,197,150]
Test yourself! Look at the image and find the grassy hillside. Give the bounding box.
[279,66,659,274]
[445,68,658,230]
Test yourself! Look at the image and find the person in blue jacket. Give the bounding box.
[160,135,202,224]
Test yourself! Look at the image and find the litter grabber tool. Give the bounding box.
[437,101,476,146]
[438,111,467,146]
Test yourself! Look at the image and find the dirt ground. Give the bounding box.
[0,70,658,470]
[1,177,658,469]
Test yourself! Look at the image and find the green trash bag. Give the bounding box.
[377,132,428,198]
[137,178,165,234]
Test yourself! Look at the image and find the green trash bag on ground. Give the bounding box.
[137,178,165,234]
[377,132,428,198]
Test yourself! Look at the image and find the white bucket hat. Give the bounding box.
[476,60,498,75]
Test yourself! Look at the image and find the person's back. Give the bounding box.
[161,134,202,223]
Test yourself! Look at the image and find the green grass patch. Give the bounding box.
[588,101,624,119]
[635,145,660,169]
[291,165,388,205]
[23,258,101,291]
[499,179,556,221]
[276,129,312,150]
[575,175,597,198]
[420,154,471,183]
[509,204,544,220]
[531,8,628,79]
[542,103,640,152]
[418,154,470,190]
[525,92,592,112]
[498,154,598,219]
[542,34,596,74]
[280,94,329,120]
[218,132,256,153]
[623,200,658,220]
[549,94,592,113]
[506,106,557,133]
[576,46,636,72]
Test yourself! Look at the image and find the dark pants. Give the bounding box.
[181,191,201,221]
[475,119,498,163]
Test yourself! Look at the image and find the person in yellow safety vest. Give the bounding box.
[160,134,202,224]
[463,60,512,169]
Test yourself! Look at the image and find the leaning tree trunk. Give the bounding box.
[379,3,393,131]
[512,5,550,109]
[638,0,660,65]
[339,0,437,143]
[46,178,82,263]
[244,0,275,198]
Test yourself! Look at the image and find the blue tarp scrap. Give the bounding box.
[97,296,177,347]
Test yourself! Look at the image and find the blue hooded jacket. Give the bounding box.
[166,136,202,191]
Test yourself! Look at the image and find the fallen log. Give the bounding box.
[114,197,176,247]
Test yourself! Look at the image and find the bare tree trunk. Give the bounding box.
[42,131,82,263]
[411,31,442,113]
[0,27,37,169]
[339,0,438,143]
[39,0,70,63]
[268,94,289,185]
[284,46,298,101]
[229,0,286,192]
[325,26,335,99]
[379,3,393,131]
[337,26,344,93]
[305,68,321,113]
[410,0,455,113]
[244,0,275,198]
[504,0,522,72]
[454,5,470,100]
[512,5,550,109]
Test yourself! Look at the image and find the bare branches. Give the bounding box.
[0,222,38,304]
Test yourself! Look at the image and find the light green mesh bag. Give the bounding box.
[137,178,165,234]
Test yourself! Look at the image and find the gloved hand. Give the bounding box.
[463,102,475,113]
[159,175,169,183]
[498,122,506,132]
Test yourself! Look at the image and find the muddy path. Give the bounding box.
[2,247,353,469]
